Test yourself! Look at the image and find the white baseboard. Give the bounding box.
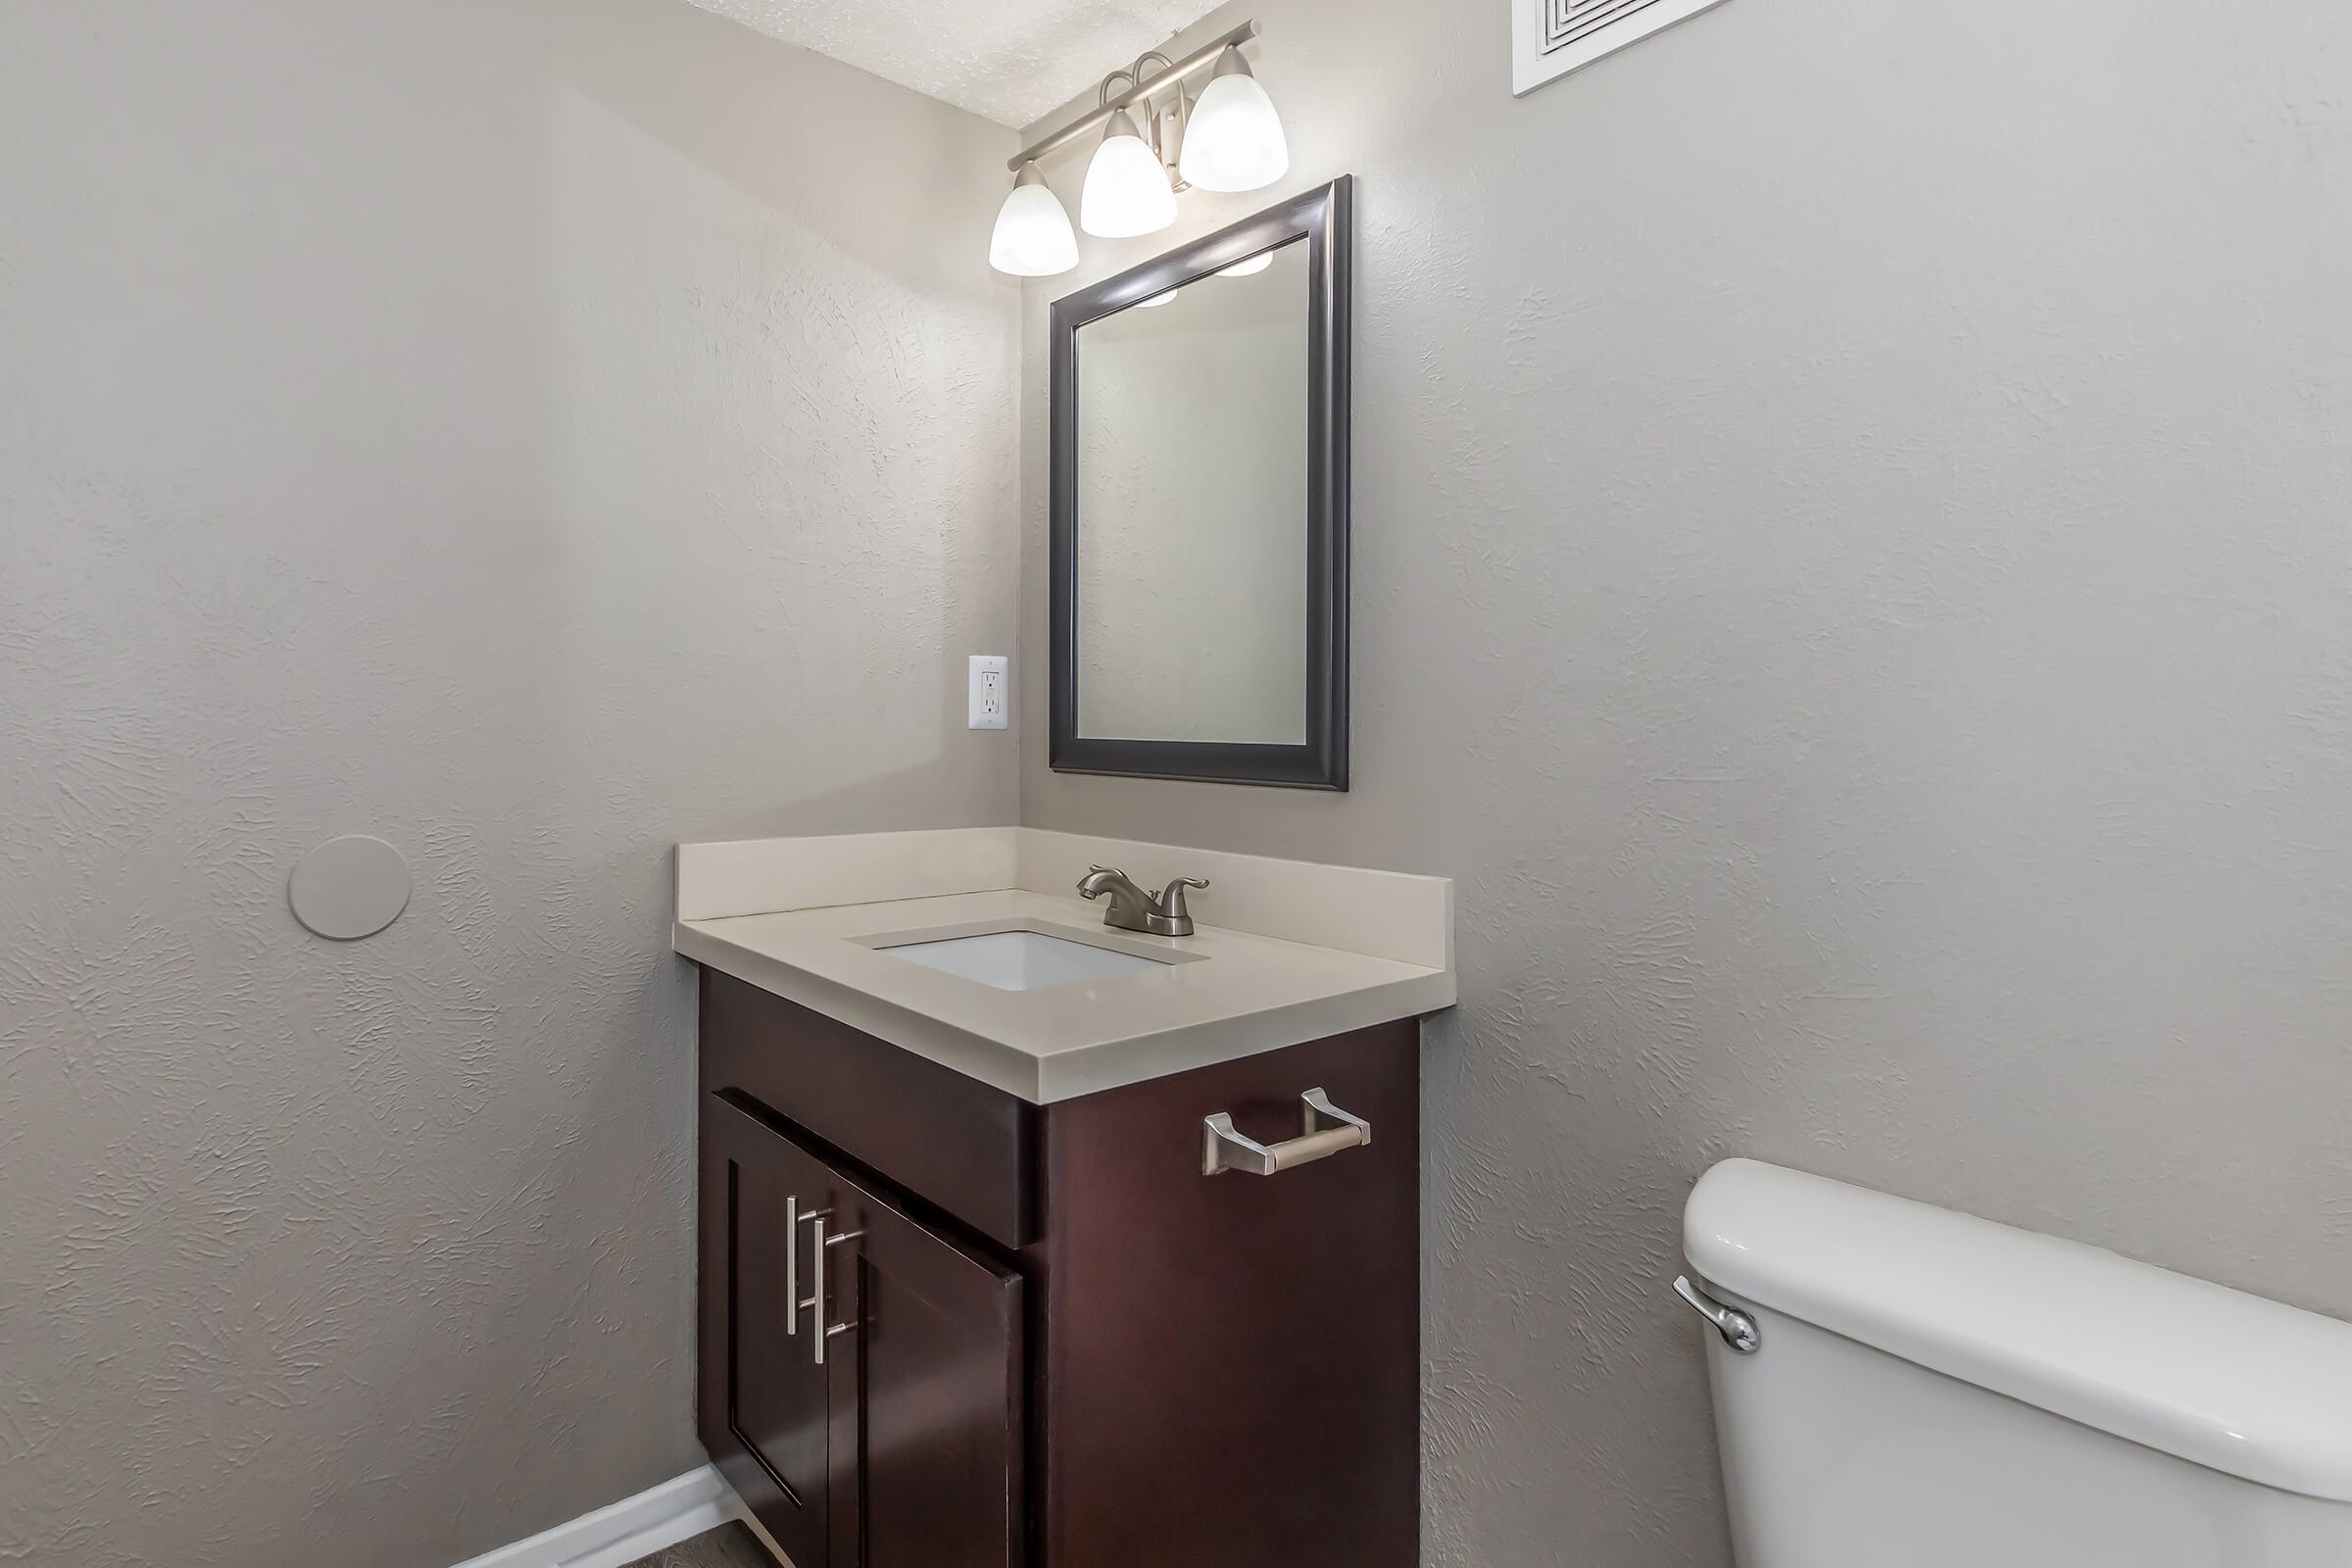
[452,1465,749,1568]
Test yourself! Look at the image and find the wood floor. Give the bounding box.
[617,1522,775,1568]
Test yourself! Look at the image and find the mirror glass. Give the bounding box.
[1074,238,1309,745]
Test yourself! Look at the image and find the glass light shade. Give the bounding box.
[1080,112,1178,238]
[1137,289,1178,307]
[990,165,1077,276]
[1216,252,1274,277]
[1178,55,1288,193]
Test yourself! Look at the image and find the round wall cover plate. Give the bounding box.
[288,834,412,941]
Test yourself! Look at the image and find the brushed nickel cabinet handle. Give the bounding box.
[792,1205,831,1341]
[804,1208,862,1365]
[1202,1088,1370,1176]
[785,1196,803,1337]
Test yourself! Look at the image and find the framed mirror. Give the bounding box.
[1051,176,1351,790]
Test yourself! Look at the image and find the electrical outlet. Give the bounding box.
[967,655,1009,730]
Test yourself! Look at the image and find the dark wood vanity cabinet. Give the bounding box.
[696,969,1421,1568]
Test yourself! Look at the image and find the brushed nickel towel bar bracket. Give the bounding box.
[1202,1088,1369,1176]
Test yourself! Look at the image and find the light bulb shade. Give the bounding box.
[1216,251,1275,277]
[990,166,1077,276]
[1178,50,1288,193]
[1080,112,1178,238]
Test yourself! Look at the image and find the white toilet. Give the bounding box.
[1679,1159,2352,1565]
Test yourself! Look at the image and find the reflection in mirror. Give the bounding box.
[1075,238,1309,744]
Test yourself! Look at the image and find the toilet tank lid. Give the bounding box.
[1685,1158,2352,1503]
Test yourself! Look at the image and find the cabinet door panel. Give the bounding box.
[852,1200,1025,1568]
[700,1094,837,1568]
[1031,1020,1422,1568]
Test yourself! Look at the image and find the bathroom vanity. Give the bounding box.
[675,828,1452,1568]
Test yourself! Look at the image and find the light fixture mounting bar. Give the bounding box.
[1005,19,1263,173]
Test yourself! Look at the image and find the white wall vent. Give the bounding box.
[1513,0,1736,95]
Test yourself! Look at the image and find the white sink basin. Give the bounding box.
[875,929,1172,992]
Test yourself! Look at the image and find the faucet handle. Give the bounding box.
[1157,876,1210,919]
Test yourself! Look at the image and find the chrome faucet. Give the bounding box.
[1075,866,1210,937]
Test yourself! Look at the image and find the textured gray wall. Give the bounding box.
[0,4,1017,1564]
[1019,0,2352,1562]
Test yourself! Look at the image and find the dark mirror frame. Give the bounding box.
[1050,175,1352,791]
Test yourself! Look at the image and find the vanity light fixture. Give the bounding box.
[1214,252,1275,277]
[1178,46,1289,193]
[989,20,1285,275]
[1080,106,1179,238]
[990,162,1080,276]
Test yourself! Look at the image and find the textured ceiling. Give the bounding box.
[681,0,1220,128]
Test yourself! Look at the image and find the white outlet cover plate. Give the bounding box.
[968,655,1010,730]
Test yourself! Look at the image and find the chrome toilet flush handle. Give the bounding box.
[1673,1275,1761,1354]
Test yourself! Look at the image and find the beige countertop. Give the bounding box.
[672,829,1456,1102]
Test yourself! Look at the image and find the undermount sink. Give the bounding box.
[875,928,1173,992]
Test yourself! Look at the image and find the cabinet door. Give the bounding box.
[701,1092,1025,1568]
[839,1172,1025,1568]
[700,1094,842,1568]
[1030,1020,1422,1568]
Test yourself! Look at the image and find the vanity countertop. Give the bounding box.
[672,828,1455,1103]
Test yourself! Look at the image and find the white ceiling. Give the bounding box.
[682,0,1221,129]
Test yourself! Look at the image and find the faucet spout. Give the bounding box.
[1076,865,1150,905]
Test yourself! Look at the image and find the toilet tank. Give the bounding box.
[1682,1160,2352,1568]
